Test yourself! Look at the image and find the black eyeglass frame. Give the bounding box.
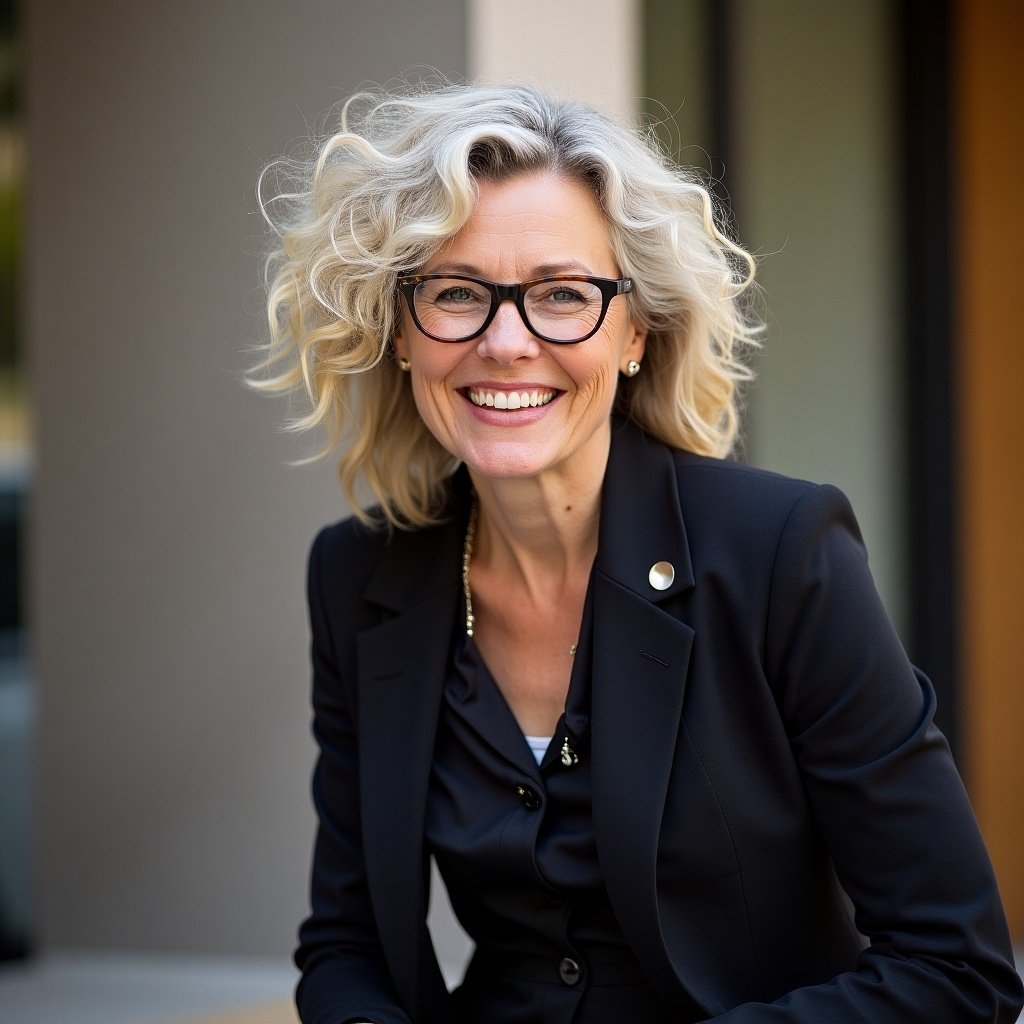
[396,273,634,344]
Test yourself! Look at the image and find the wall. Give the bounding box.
[28,0,646,964]
[469,0,640,116]
[27,0,466,955]
[956,0,1024,936]
[733,0,906,633]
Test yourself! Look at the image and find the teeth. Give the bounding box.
[468,388,556,410]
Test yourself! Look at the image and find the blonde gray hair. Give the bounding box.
[252,82,759,527]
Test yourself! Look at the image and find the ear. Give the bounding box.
[392,320,408,361]
[621,323,647,371]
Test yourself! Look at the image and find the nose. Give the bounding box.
[474,299,542,363]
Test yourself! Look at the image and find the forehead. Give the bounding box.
[424,170,618,277]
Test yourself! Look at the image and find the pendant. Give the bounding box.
[560,737,579,767]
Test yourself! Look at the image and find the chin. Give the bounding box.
[459,439,560,482]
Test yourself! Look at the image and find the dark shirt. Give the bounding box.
[425,586,705,1024]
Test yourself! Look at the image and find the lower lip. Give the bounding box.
[461,392,561,425]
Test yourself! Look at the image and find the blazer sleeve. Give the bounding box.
[294,527,412,1024]
[712,484,1023,1023]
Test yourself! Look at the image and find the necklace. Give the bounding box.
[463,494,580,768]
[462,497,479,638]
[462,495,577,658]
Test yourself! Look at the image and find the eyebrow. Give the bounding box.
[426,259,601,279]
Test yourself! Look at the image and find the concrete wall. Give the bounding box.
[469,0,641,117]
[27,0,645,965]
[734,0,906,631]
[27,0,466,955]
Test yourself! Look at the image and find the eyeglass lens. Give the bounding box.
[412,277,606,342]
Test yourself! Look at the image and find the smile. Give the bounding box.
[466,388,557,410]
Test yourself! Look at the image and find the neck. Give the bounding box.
[467,431,609,591]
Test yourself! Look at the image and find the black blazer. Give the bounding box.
[295,420,1023,1024]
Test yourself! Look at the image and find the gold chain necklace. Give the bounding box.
[462,495,577,657]
[462,497,479,638]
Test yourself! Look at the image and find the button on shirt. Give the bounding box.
[426,586,698,1024]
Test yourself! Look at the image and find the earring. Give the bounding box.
[397,356,411,372]
[624,360,641,377]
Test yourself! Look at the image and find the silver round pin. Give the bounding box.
[648,561,675,591]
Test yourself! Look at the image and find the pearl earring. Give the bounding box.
[624,360,641,377]
[397,357,411,372]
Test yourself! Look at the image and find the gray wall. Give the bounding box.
[27,1,466,956]
[734,0,906,631]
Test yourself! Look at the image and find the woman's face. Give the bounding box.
[394,170,646,486]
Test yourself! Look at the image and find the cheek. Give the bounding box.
[583,364,615,397]
[410,371,446,416]
[566,344,621,397]
[405,332,456,387]
[408,359,462,436]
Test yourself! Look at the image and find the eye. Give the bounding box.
[419,279,489,311]
[436,286,476,304]
[527,280,598,311]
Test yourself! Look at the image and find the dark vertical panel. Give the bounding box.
[641,0,734,227]
[640,0,712,162]
[900,0,959,754]
[0,0,29,964]
[707,0,735,221]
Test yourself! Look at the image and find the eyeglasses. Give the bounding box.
[396,273,633,344]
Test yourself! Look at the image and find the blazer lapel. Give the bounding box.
[591,422,702,1008]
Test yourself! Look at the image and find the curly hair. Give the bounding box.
[251,81,760,527]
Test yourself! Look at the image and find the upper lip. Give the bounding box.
[460,381,561,391]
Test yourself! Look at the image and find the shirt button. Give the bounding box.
[515,784,540,810]
[559,957,581,985]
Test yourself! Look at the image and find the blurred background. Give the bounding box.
[1,0,1021,1021]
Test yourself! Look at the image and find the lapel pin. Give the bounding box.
[648,561,675,591]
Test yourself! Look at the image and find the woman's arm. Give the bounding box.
[294,527,413,1024]
[712,485,1022,1022]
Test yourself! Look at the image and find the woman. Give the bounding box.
[255,84,1023,1023]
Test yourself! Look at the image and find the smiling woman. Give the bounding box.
[252,82,1023,1024]
[252,83,755,529]
[392,172,646,485]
